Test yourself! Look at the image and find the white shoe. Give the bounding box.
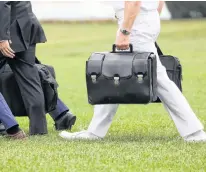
[59,130,101,140]
[184,130,206,142]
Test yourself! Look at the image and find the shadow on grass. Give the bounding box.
[56,133,181,145]
[104,134,180,143]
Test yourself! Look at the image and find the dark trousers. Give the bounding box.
[0,45,47,135]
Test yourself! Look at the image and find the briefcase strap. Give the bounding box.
[35,57,41,64]
[155,42,163,56]
[15,56,41,66]
[0,59,7,70]
[16,58,34,67]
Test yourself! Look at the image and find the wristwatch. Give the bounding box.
[120,28,131,35]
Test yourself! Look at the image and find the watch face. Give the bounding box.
[121,29,130,35]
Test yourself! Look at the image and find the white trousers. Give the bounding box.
[87,10,204,138]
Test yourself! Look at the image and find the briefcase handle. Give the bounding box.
[112,44,133,53]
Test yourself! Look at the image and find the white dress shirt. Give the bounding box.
[102,1,159,12]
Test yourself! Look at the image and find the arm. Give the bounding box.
[115,1,141,50]
[0,1,11,41]
[157,1,164,14]
[122,1,141,32]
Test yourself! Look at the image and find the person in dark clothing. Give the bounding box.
[0,1,76,135]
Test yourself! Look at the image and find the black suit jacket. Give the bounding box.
[0,1,47,53]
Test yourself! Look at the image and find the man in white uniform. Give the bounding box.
[60,1,206,142]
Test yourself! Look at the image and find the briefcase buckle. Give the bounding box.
[91,75,97,83]
[114,76,120,85]
[137,74,144,83]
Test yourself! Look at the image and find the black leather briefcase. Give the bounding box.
[0,58,58,116]
[86,44,158,105]
[154,43,183,102]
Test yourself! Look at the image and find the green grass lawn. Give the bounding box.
[1,20,206,171]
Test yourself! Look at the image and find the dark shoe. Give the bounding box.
[55,112,76,131]
[0,123,6,135]
[7,130,27,140]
